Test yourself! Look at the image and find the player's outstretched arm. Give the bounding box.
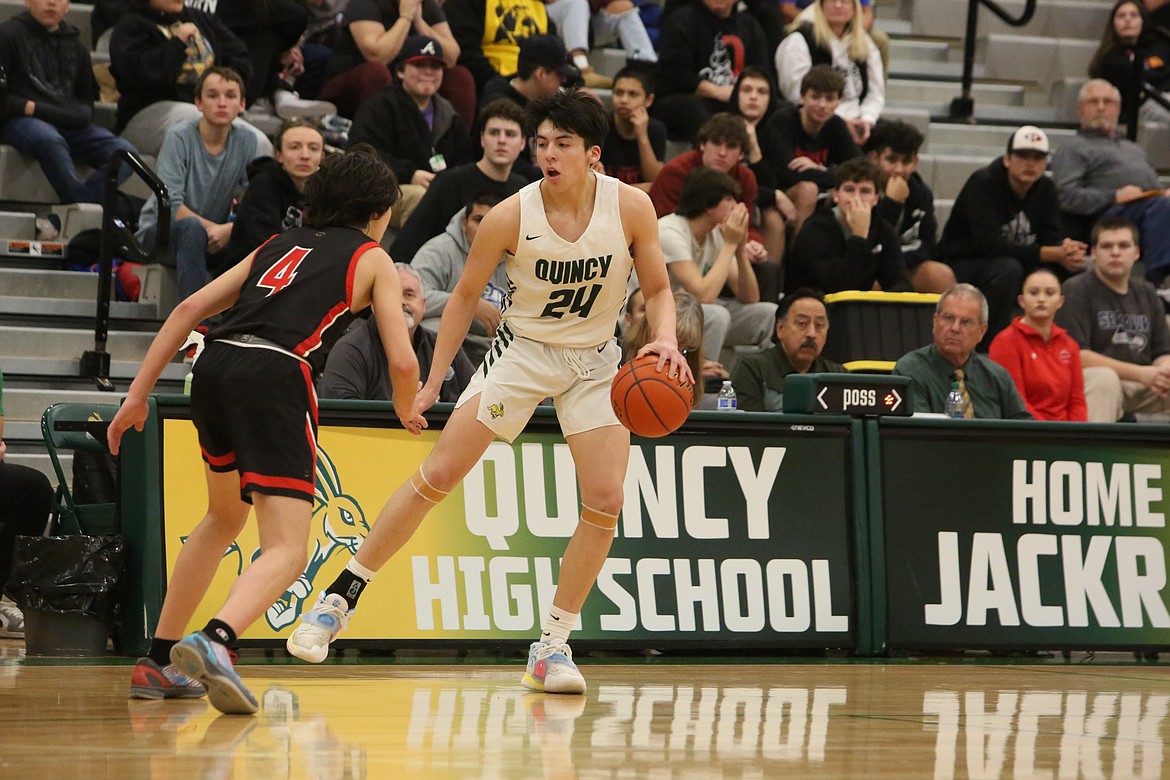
[623,185,694,386]
[354,245,424,434]
[107,255,252,454]
[418,194,520,411]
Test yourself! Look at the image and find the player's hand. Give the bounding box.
[787,157,825,173]
[720,202,750,246]
[396,397,427,435]
[885,175,910,203]
[206,222,232,253]
[107,396,149,455]
[637,341,694,388]
[473,299,502,334]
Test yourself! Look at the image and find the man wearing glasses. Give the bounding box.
[894,284,1032,418]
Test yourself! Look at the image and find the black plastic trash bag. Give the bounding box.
[3,535,125,620]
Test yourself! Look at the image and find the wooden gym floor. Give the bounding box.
[0,640,1167,779]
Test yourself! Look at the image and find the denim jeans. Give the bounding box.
[1,117,137,204]
[138,217,211,303]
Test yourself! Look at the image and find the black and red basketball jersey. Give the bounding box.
[207,226,379,372]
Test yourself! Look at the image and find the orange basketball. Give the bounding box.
[611,354,694,438]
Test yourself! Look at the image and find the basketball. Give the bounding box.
[610,354,694,438]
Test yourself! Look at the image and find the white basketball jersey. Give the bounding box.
[501,173,633,348]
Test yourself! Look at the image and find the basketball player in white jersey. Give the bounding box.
[288,91,692,694]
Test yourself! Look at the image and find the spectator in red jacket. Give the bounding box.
[989,268,1088,421]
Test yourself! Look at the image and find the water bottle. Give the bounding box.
[944,381,966,419]
[717,380,737,411]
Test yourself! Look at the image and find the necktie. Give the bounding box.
[954,369,975,419]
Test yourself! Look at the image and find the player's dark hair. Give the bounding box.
[676,167,741,218]
[866,119,924,157]
[800,64,844,98]
[303,144,400,228]
[196,66,247,101]
[613,64,656,96]
[1091,215,1140,246]
[834,156,882,188]
[525,90,611,150]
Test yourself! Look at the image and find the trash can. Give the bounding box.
[3,535,125,657]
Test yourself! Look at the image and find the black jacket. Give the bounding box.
[940,157,1064,268]
[0,12,94,128]
[224,157,306,266]
[759,102,860,192]
[109,4,251,131]
[874,171,937,268]
[786,206,910,295]
[656,2,769,99]
[349,82,471,186]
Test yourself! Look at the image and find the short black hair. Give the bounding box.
[834,156,882,188]
[1091,215,1140,246]
[477,98,526,133]
[464,190,504,214]
[676,167,741,218]
[777,287,827,321]
[525,90,610,150]
[196,66,247,101]
[303,144,400,228]
[800,64,844,98]
[613,64,655,96]
[866,119,924,157]
[695,113,750,152]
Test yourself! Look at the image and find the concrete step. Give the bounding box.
[917,153,996,201]
[983,34,1099,88]
[0,325,157,361]
[887,39,952,64]
[887,79,1026,107]
[1,353,187,384]
[924,123,1079,156]
[888,100,1074,126]
[888,60,988,81]
[3,388,124,423]
[0,268,98,299]
[910,0,1110,41]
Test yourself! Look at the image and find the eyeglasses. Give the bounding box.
[937,312,982,329]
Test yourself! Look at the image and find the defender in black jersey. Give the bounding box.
[109,147,423,715]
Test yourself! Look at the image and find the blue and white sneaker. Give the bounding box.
[286,592,352,663]
[521,640,587,694]
[170,632,258,715]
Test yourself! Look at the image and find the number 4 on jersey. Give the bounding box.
[257,246,312,296]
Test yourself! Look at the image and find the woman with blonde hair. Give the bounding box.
[623,289,706,407]
[774,0,885,145]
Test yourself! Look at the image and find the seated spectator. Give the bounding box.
[480,34,579,110]
[193,0,335,119]
[653,0,769,143]
[1055,218,1170,422]
[622,289,706,405]
[543,0,615,88]
[412,192,507,366]
[729,287,847,411]
[349,36,472,231]
[775,0,884,146]
[657,167,777,372]
[1052,79,1170,286]
[650,114,776,288]
[319,263,475,402]
[0,0,138,205]
[297,0,350,102]
[603,65,667,189]
[940,125,1086,348]
[782,0,889,75]
[868,119,955,293]
[785,157,910,294]
[390,99,528,261]
[0,367,55,639]
[110,0,269,157]
[1089,1,1170,124]
[136,67,258,304]
[589,0,660,66]
[319,0,474,124]
[446,0,551,96]
[989,268,1087,421]
[761,64,860,232]
[225,120,325,265]
[893,284,1032,418]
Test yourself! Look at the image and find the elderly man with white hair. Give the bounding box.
[1052,78,1170,288]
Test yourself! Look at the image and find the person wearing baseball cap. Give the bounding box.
[349,35,472,230]
[479,34,584,111]
[938,124,1087,348]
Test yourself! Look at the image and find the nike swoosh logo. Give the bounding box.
[551,615,560,621]
[526,234,542,240]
